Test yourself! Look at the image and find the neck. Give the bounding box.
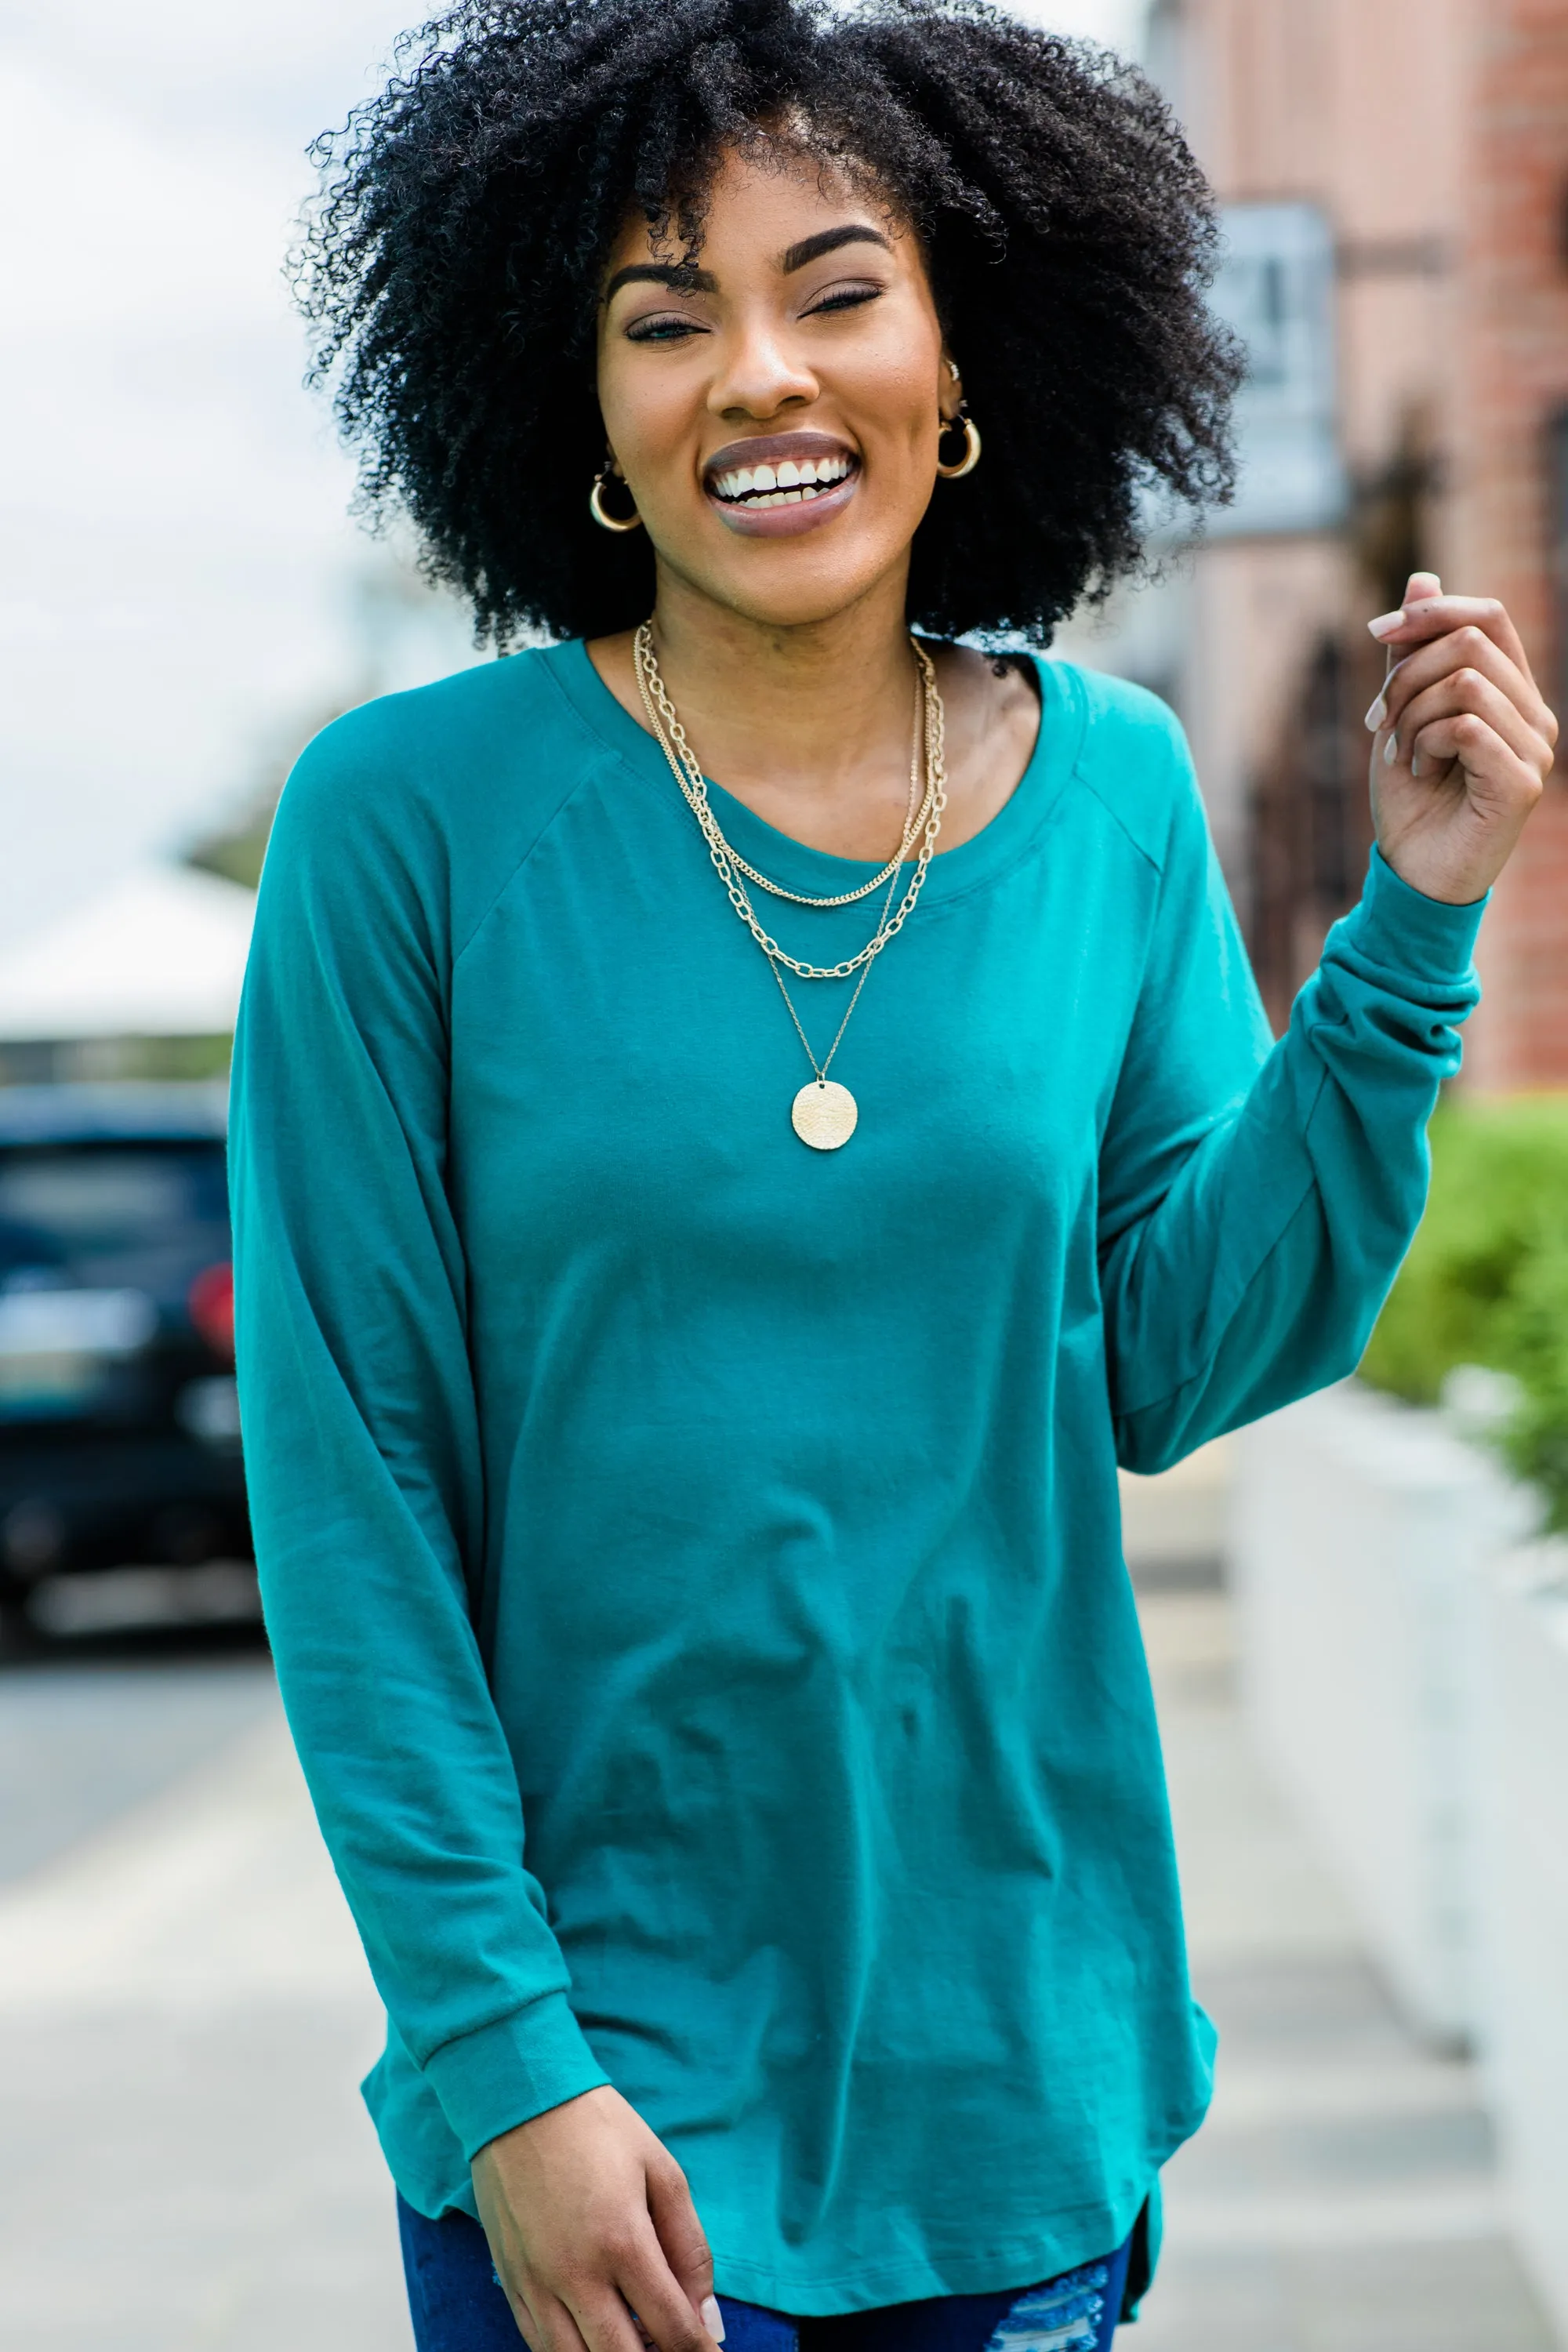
[647,561,920,818]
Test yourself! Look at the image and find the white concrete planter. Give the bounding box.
[1229,1380,1535,2045]
[1119,1434,1232,1584]
[1473,1544,1568,2343]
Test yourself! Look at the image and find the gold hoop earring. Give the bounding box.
[589,466,642,532]
[935,408,982,481]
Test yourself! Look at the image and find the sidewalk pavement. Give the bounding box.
[0,1696,410,2350]
[0,1461,1558,2348]
[1135,1583,1556,2351]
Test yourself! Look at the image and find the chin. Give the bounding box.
[696,533,911,633]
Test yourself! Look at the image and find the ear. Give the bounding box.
[940,354,964,421]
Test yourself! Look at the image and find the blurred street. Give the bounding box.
[0,1464,1556,2350]
[0,1627,410,2351]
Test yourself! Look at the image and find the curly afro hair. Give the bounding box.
[296,0,1242,647]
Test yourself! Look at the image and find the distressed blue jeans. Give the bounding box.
[398,2197,1131,2351]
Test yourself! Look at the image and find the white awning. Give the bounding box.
[0,867,256,1041]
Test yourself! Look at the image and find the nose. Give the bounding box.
[708,309,818,423]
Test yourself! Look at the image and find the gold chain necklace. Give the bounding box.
[635,628,938,909]
[633,624,947,978]
[764,720,918,1142]
[633,622,947,1149]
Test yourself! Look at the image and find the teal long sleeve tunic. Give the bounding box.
[230,642,1484,2315]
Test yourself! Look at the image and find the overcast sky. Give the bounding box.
[0,0,1148,950]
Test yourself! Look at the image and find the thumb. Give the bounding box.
[1404,569,1443,604]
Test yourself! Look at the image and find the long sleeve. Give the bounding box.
[229,715,608,2167]
[1098,728,1485,1476]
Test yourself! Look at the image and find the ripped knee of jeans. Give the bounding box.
[981,2261,1114,2352]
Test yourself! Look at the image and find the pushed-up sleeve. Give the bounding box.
[229,717,608,2165]
[1098,718,1485,1476]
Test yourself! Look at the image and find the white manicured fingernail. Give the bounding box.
[1410,751,1423,779]
[1368,608,1406,640]
[1364,692,1388,730]
[701,2294,726,2342]
[1383,729,1400,765]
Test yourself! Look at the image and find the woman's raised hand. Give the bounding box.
[1366,571,1556,906]
[472,2085,724,2352]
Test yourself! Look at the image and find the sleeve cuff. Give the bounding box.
[1344,846,1488,982]
[423,1989,612,2161]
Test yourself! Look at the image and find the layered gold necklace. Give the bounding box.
[633,621,948,1150]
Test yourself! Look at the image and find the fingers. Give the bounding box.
[606,2218,717,2352]
[506,2220,709,2352]
[523,2254,681,2352]
[1370,622,1528,729]
[1389,662,1550,775]
[1396,712,1545,818]
[505,2282,591,2352]
[645,2154,723,2345]
[469,2090,718,2352]
[1367,591,1539,695]
[567,2275,668,2352]
[1369,619,1556,758]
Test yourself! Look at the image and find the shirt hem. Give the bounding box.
[703,2167,1169,2318]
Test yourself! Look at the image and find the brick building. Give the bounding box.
[1125,0,1568,1082]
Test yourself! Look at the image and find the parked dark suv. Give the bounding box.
[0,1083,248,1639]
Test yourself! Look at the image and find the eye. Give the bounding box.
[803,280,884,319]
[623,310,707,344]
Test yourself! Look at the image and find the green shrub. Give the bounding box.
[1359,1094,1568,1526]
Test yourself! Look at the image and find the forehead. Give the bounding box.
[601,142,917,280]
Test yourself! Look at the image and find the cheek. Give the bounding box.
[595,351,693,476]
[848,333,942,470]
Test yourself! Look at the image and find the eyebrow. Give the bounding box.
[602,260,719,303]
[602,223,892,305]
[779,223,893,274]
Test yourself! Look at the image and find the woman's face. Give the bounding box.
[595,146,956,630]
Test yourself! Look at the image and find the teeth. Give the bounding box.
[710,454,855,506]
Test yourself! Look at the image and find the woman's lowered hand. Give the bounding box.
[1366,571,1555,906]
[473,2085,724,2352]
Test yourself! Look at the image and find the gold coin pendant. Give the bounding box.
[791,1080,858,1152]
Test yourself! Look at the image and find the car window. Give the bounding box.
[0,1145,230,1305]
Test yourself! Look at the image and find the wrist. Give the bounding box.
[1374,829,1494,907]
[1349,847,1488,982]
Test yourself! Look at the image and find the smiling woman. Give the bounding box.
[232,4,1555,2351]
[295,0,1240,645]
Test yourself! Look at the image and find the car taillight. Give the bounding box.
[188,1262,235,1361]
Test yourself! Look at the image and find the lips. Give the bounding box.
[702,430,861,538]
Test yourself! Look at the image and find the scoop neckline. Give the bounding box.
[545,635,1084,910]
